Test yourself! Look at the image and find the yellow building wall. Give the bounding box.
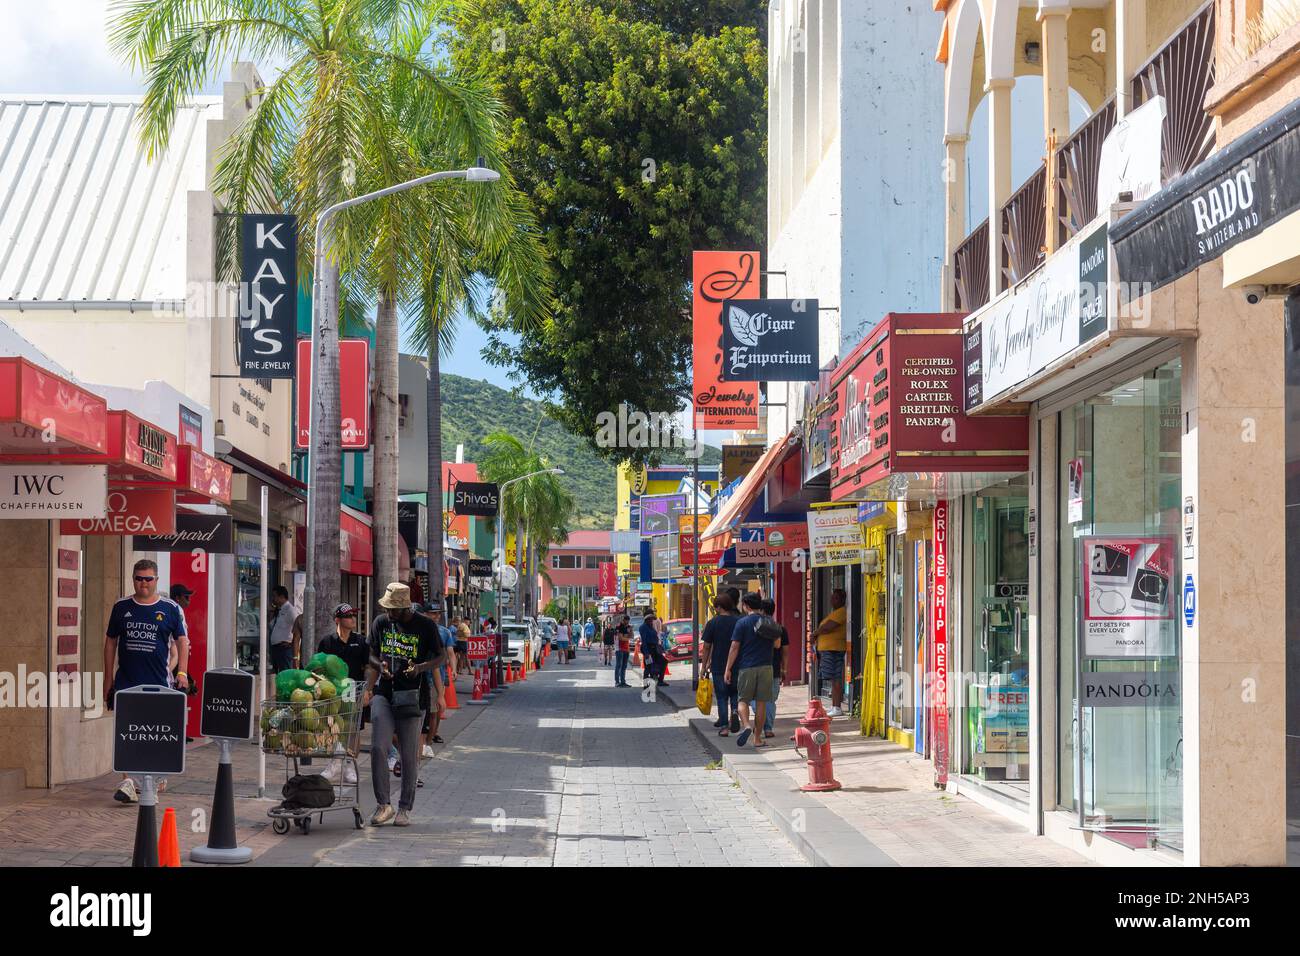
[859,507,894,739]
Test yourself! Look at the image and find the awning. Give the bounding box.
[166,445,233,505]
[6,408,178,482]
[0,356,108,455]
[700,429,799,550]
[340,505,373,577]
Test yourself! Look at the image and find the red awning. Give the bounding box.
[173,445,233,505]
[340,506,373,577]
[700,430,798,550]
[0,356,108,456]
[7,409,178,482]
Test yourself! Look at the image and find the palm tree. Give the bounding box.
[109,0,508,649]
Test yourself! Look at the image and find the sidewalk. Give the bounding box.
[656,673,1089,867]
[0,671,484,867]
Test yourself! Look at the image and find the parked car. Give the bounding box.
[662,618,696,662]
[499,622,533,660]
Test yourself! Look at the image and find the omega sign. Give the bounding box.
[61,488,175,536]
[451,481,499,517]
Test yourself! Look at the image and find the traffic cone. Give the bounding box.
[633,642,643,667]
[444,671,460,710]
[505,661,514,684]
[519,657,527,681]
[663,662,671,679]
[158,807,181,867]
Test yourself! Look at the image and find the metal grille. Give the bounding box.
[1001,165,1046,289]
[1132,1,1216,185]
[953,218,990,312]
[1057,97,1117,245]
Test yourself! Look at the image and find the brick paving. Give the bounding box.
[293,644,807,867]
[665,678,1090,867]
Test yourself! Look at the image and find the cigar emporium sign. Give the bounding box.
[692,251,761,429]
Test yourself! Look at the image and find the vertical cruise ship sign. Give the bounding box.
[239,214,297,378]
[932,500,950,787]
[692,251,760,429]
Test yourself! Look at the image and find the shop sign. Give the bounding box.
[178,405,203,448]
[651,533,682,579]
[932,500,950,786]
[719,299,819,382]
[112,685,187,775]
[1111,96,1300,292]
[129,420,173,474]
[962,324,983,409]
[806,508,863,568]
[295,338,370,449]
[1096,95,1166,209]
[451,481,499,517]
[238,214,297,378]
[1081,671,1180,708]
[610,530,640,554]
[1183,573,1196,628]
[971,218,1109,408]
[62,488,175,536]
[398,500,427,553]
[467,635,495,661]
[0,464,106,519]
[721,443,764,484]
[837,368,872,471]
[467,558,493,579]
[858,501,885,523]
[1082,536,1176,658]
[640,493,687,537]
[442,510,470,550]
[134,513,233,554]
[199,668,255,740]
[734,522,808,563]
[692,251,761,429]
[598,561,618,597]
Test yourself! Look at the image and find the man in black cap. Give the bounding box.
[167,584,194,696]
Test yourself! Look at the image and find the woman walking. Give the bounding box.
[555,618,571,664]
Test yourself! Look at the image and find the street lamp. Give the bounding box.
[303,162,500,653]
[494,467,563,683]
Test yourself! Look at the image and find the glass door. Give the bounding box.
[966,490,1030,800]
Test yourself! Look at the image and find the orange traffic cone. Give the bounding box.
[519,657,527,681]
[663,662,671,679]
[505,661,514,684]
[158,807,181,867]
[633,642,643,667]
[444,670,460,710]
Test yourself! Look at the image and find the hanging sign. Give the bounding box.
[692,251,761,429]
[1082,536,1176,658]
[735,522,809,563]
[467,558,494,579]
[719,299,820,382]
[932,500,950,787]
[0,464,106,519]
[134,513,233,554]
[806,508,863,568]
[295,338,370,449]
[721,443,765,483]
[451,481,499,517]
[238,214,297,378]
[640,493,688,537]
[61,488,175,536]
[598,561,618,597]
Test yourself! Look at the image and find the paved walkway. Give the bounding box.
[660,678,1090,867]
[266,645,806,867]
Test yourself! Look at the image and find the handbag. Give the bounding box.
[390,687,423,719]
[695,677,714,714]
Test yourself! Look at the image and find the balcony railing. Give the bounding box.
[953,218,989,312]
[1132,1,1216,184]
[1057,96,1116,246]
[1001,164,1046,291]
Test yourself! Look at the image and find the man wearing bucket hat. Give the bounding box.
[365,583,445,827]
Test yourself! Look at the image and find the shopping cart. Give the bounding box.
[260,692,365,835]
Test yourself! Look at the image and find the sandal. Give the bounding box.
[718,728,730,737]
[764,731,775,739]
[431,735,445,744]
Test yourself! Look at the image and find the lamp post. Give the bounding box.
[494,467,563,684]
[303,163,500,653]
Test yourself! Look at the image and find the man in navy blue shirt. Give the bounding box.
[639,614,667,689]
[724,592,778,748]
[104,558,188,803]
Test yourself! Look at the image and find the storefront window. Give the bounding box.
[1057,358,1183,851]
[236,525,280,673]
[887,532,914,737]
[965,487,1030,801]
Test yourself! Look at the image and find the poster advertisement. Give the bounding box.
[807,508,862,568]
[734,522,809,563]
[1068,458,1084,523]
[640,493,688,537]
[692,251,761,429]
[1082,536,1176,658]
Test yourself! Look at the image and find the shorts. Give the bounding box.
[737,665,775,702]
[270,642,294,673]
[817,650,846,683]
[455,640,468,654]
[603,635,615,646]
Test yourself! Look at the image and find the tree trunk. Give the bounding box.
[515,517,524,620]
[371,286,400,604]
[306,245,342,656]
[526,532,536,619]
[426,338,445,612]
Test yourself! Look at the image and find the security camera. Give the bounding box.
[1243,284,1268,305]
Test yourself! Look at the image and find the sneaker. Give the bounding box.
[387,755,398,772]
[343,763,358,785]
[113,778,138,803]
[421,745,435,758]
[370,804,395,827]
[394,809,411,826]
[729,713,741,734]
[826,706,843,717]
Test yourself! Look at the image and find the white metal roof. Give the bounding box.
[0,96,221,304]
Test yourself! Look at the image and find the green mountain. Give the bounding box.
[439,373,720,530]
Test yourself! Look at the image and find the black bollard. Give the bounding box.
[190,740,252,863]
[131,776,158,868]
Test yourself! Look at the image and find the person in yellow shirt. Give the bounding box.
[810,588,848,716]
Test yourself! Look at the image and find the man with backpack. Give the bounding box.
[723,592,782,748]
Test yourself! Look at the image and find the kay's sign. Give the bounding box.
[239,214,297,378]
[0,465,106,519]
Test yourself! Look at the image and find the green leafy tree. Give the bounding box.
[449,0,767,459]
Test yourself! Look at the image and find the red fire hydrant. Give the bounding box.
[794,698,842,792]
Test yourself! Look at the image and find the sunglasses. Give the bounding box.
[134,575,156,583]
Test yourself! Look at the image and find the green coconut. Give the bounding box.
[313,679,337,701]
